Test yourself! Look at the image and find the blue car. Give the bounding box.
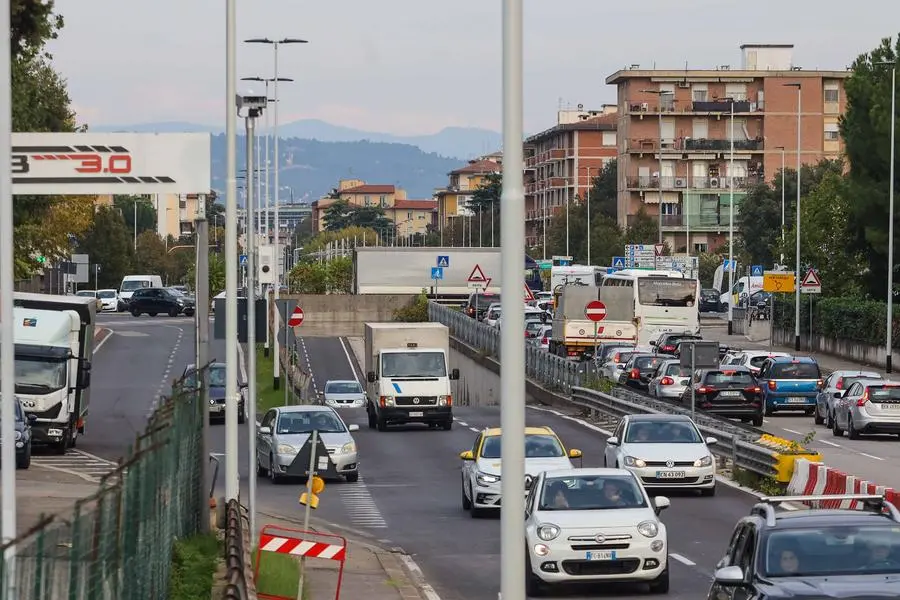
[757,356,823,415]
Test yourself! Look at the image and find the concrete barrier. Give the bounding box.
[268,294,417,337]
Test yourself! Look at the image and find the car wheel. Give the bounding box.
[461,479,471,510]
[345,471,359,483]
[848,415,860,440]
[168,307,179,317]
[814,406,824,425]
[752,414,763,427]
[832,416,844,437]
[149,312,158,317]
[648,561,669,594]
[700,485,716,497]
[16,444,31,469]
[256,454,268,477]
[268,455,280,483]
[525,553,545,597]
[131,308,141,317]
[825,410,834,429]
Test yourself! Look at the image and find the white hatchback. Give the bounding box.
[525,468,670,595]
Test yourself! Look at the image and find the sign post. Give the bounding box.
[467,264,491,319]
[800,269,821,351]
[431,266,443,298]
[288,304,304,338]
[584,300,607,363]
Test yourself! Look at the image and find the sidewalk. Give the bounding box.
[16,468,98,536]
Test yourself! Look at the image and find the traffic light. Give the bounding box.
[299,475,325,509]
[35,255,46,264]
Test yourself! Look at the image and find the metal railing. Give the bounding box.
[222,500,257,600]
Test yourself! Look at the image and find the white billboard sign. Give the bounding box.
[11,132,211,195]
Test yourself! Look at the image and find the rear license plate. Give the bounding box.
[656,471,685,479]
[879,403,900,409]
[680,379,689,386]
[718,390,741,397]
[585,550,616,561]
[48,428,63,437]
[786,397,808,403]
[408,411,424,417]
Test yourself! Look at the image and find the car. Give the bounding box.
[747,290,772,318]
[648,359,691,400]
[831,380,900,439]
[524,468,670,596]
[129,287,194,317]
[604,414,717,495]
[74,290,104,312]
[599,348,639,381]
[524,319,544,339]
[96,289,119,312]
[459,426,582,518]
[732,350,791,377]
[757,356,823,415]
[166,287,196,313]
[815,370,883,427]
[651,332,703,355]
[180,362,248,424]
[321,379,365,408]
[256,405,360,483]
[617,353,666,391]
[13,398,35,469]
[465,291,500,320]
[707,493,900,599]
[699,288,721,312]
[530,324,552,350]
[484,304,502,327]
[682,366,764,426]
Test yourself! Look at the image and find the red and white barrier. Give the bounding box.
[786,457,898,511]
[260,534,346,560]
[254,525,347,600]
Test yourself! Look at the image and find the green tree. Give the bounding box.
[698,252,723,288]
[326,256,353,293]
[737,184,781,267]
[623,208,658,245]
[114,195,157,238]
[588,159,617,220]
[134,230,173,280]
[76,206,134,288]
[470,173,502,247]
[322,200,392,232]
[12,0,64,59]
[289,262,327,293]
[187,251,226,297]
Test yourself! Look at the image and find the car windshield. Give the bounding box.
[624,420,702,443]
[183,366,228,388]
[480,434,564,459]
[98,290,116,298]
[325,381,362,394]
[600,345,633,362]
[76,291,96,297]
[665,364,691,377]
[749,355,777,368]
[381,351,446,377]
[637,278,697,307]
[525,321,543,332]
[868,386,900,400]
[771,362,820,379]
[539,475,646,511]
[121,280,150,291]
[701,289,719,299]
[473,295,500,309]
[12,357,67,392]
[765,525,900,577]
[167,288,185,297]
[611,351,635,365]
[705,370,754,385]
[276,411,345,434]
[634,356,664,371]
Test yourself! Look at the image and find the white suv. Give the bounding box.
[525,468,670,595]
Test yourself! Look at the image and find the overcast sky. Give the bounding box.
[48,0,898,136]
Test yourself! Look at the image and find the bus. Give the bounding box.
[598,269,700,345]
[525,255,543,291]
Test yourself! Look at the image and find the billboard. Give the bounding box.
[11,132,211,195]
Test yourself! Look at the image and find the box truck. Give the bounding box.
[364,322,458,431]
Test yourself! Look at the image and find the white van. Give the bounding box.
[119,275,163,301]
[719,276,763,310]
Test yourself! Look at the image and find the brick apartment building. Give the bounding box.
[523,106,619,249]
[608,43,848,253]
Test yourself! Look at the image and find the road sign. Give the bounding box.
[606,267,616,275]
[431,266,443,280]
[666,255,699,275]
[437,255,450,268]
[612,257,626,270]
[240,254,248,266]
[288,305,305,329]
[524,284,535,302]
[723,259,737,272]
[467,264,491,290]
[584,300,607,322]
[654,243,664,257]
[763,271,796,293]
[625,244,655,269]
[751,265,763,277]
[800,268,822,294]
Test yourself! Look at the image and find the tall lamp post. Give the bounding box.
[640,89,675,245]
[775,145,786,266]
[583,165,592,264]
[245,37,307,390]
[784,82,802,351]
[727,99,736,335]
[876,60,897,373]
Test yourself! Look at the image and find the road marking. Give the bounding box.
[297,337,318,394]
[860,452,884,461]
[457,421,468,427]
[339,337,362,383]
[468,427,479,433]
[337,474,387,529]
[670,553,696,566]
[782,428,802,435]
[399,554,443,600]
[94,328,114,353]
[819,439,840,447]
[32,449,118,483]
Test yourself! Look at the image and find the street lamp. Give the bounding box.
[582,165,593,264]
[641,89,675,245]
[775,145,786,266]
[784,82,802,351]
[727,98,736,335]
[876,60,897,372]
[245,37,307,391]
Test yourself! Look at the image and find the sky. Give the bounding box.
[48,0,900,136]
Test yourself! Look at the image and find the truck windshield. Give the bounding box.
[121,280,150,291]
[381,352,447,377]
[14,357,67,392]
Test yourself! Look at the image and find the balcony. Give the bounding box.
[525,209,554,221]
[626,175,763,190]
[626,137,762,153]
[548,177,568,189]
[628,100,756,114]
[525,156,537,169]
[627,212,735,232]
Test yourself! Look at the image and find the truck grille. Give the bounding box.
[395,396,437,406]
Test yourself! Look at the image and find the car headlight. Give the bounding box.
[637,520,659,538]
[340,441,356,454]
[14,431,22,441]
[624,456,646,468]
[476,471,500,486]
[176,298,185,305]
[276,443,296,455]
[382,396,395,407]
[438,395,451,406]
[694,455,713,467]
[537,524,560,541]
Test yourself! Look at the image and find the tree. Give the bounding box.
[289,262,327,293]
[114,195,157,238]
[133,231,172,279]
[187,251,226,297]
[322,200,392,232]
[14,196,96,277]
[737,184,781,267]
[12,0,64,59]
[303,226,378,255]
[470,173,502,247]
[588,159,617,220]
[623,208,658,245]
[76,206,134,288]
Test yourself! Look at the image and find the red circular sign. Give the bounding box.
[584,300,607,322]
[288,305,305,327]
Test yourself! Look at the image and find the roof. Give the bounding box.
[541,467,632,478]
[762,510,887,528]
[770,356,817,363]
[339,184,396,195]
[450,160,500,176]
[627,413,693,422]
[525,113,617,144]
[279,405,335,414]
[391,200,437,210]
[605,68,851,85]
[483,426,554,437]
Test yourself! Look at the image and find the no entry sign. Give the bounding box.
[288,305,305,328]
[584,300,607,322]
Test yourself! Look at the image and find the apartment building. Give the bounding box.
[523,106,618,248]
[608,43,848,253]
[310,179,436,237]
[433,159,502,227]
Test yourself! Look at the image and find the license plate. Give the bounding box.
[585,550,616,561]
[408,411,424,417]
[679,379,689,386]
[656,471,685,479]
[718,390,741,397]
[48,428,63,437]
[786,397,808,403]
[880,403,900,409]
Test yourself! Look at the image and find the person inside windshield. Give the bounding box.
[861,537,900,570]
[631,425,651,442]
[601,479,633,507]
[312,412,339,432]
[547,481,569,509]
[774,546,801,575]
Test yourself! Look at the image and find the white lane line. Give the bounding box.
[457,421,469,427]
[339,337,362,383]
[782,428,802,435]
[860,452,884,461]
[669,553,696,566]
[468,427,479,433]
[298,337,318,393]
[237,343,249,383]
[94,329,114,354]
[399,554,443,600]
[819,439,841,447]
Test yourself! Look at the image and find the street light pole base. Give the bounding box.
[264,346,270,359]
[727,321,733,336]
[888,355,893,374]
[273,376,280,391]
[794,335,800,351]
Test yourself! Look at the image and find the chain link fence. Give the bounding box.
[0,367,207,600]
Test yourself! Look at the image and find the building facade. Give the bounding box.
[310,179,436,238]
[608,44,848,253]
[433,159,502,228]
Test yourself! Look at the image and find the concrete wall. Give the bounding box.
[269,294,417,337]
[773,327,887,367]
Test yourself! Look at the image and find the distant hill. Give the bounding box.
[90,119,501,160]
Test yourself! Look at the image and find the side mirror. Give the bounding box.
[654,496,671,513]
[568,449,583,459]
[705,437,718,446]
[649,340,657,346]
[450,368,460,381]
[26,413,37,424]
[606,436,620,446]
[258,426,271,435]
[713,565,745,586]
[833,391,842,398]
[81,370,92,388]
[348,424,359,432]
[366,372,377,383]
[459,450,474,461]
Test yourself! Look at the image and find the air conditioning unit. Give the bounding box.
[677,82,690,89]
[709,177,720,188]
[674,177,687,188]
[640,102,649,111]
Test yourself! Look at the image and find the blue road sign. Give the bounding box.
[431,266,444,280]
[239,255,248,266]
[437,255,450,268]
[723,259,735,272]
[606,267,616,274]
[751,264,763,277]
[612,257,626,269]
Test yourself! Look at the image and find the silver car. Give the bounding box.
[815,370,882,428]
[648,360,692,400]
[831,380,900,439]
[256,405,360,483]
[322,379,366,408]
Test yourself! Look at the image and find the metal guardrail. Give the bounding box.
[223,500,258,600]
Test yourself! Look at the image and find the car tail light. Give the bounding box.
[613,353,620,363]
[661,345,675,352]
[698,386,714,394]
[629,368,640,379]
[745,386,762,393]
[660,376,674,385]
[816,379,824,390]
[541,335,550,344]
[836,377,844,390]
[858,389,870,407]
[768,380,777,390]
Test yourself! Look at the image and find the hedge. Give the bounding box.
[773,296,900,347]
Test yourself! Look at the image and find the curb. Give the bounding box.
[95,327,113,352]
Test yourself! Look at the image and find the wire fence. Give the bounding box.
[0,366,207,600]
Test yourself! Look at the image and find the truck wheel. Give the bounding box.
[367,408,377,429]
[441,419,453,431]
[53,432,69,455]
[376,415,388,432]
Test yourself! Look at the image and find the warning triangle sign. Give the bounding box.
[467,264,488,283]
[801,268,821,288]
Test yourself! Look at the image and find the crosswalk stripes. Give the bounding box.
[337,474,387,529]
[31,449,120,483]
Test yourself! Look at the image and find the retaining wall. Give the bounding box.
[267,294,417,337]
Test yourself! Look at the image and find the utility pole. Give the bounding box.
[244,109,260,536]
[194,193,211,533]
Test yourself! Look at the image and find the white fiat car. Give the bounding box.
[525,468,670,595]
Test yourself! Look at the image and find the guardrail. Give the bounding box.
[222,500,258,600]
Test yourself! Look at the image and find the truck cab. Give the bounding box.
[364,323,459,432]
[757,356,823,416]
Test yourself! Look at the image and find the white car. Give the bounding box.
[604,413,717,496]
[484,304,502,327]
[525,468,670,595]
[648,359,691,400]
[97,289,119,312]
[321,379,365,408]
[459,426,582,517]
[734,350,791,376]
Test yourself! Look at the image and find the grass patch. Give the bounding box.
[256,345,284,413]
[168,533,221,600]
[252,547,303,598]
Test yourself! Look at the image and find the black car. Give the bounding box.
[617,353,666,391]
[708,494,900,599]
[682,366,763,426]
[180,362,248,424]
[748,291,772,318]
[465,292,501,320]
[129,287,195,317]
[699,288,721,312]
[653,332,703,355]
[12,399,35,469]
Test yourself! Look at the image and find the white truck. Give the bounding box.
[12,293,97,453]
[549,284,602,360]
[363,322,459,431]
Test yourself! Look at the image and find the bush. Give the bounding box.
[288,256,352,294]
[774,296,898,347]
[168,534,220,600]
[393,291,429,322]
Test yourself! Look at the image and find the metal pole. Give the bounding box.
[273,44,282,391]
[245,112,259,536]
[224,0,240,501]
[690,345,696,420]
[780,148,786,266]
[794,87,802,352]
[283,302,290,406]
[0,0,17,587]
[257,109,263,238]
[263,80,271,359]
[887,64,896,374]
[195,194,211,533]
[500,3,525,599]
[133,200,138,250]
[658,107,664,244]
[727,102,735,335]
[586,166,591,264]
[297,430,318,597]
[542,194,547,260]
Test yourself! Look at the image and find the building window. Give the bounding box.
[179,198,186,209]
[407,211,412,219]
[692,118,709,139]
[692,84,708,102]
[725,83,747,102]
[824,82,840,103]
[693,242,708,254]
[379,195,387,206]
[824,123,839,141]
[602,131,616,146]
[364,195,371,206]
